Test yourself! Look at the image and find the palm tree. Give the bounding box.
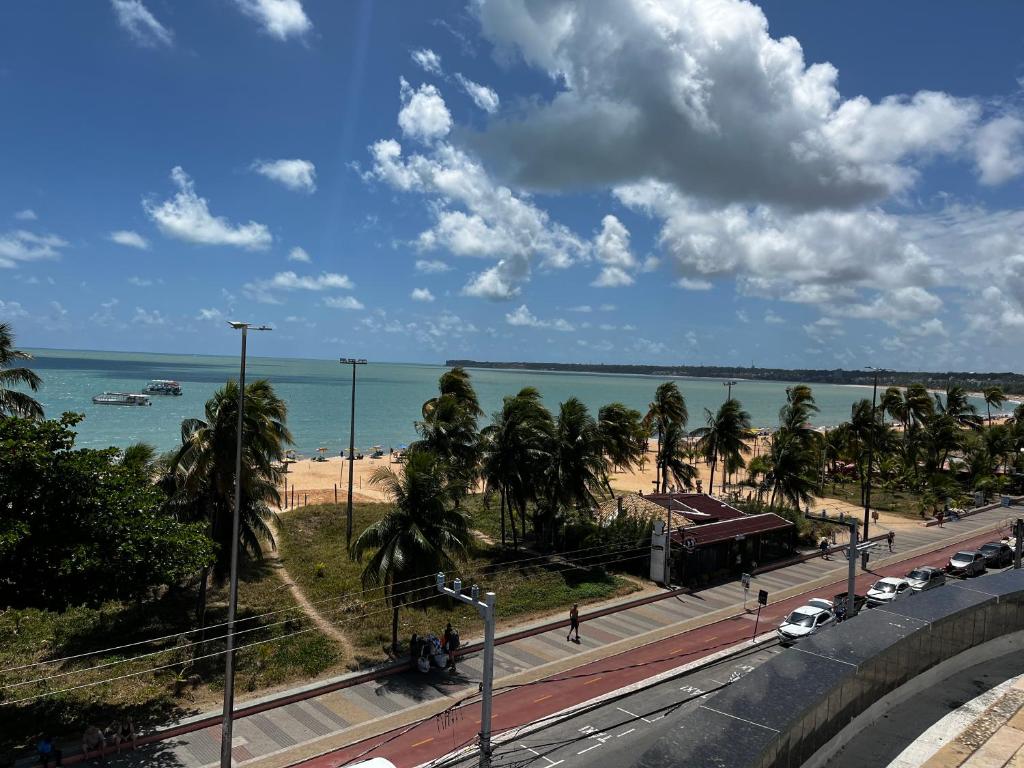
[983,386,1006,425]
[644,382,687,493]
[597,402,646,495]
[169,379,291,623]
[766,430,817,512]
[880,386,905,428]
[537,398,607,546]
[903,383,934,428]
[421,367,483,419]
[936,384,982,430]
[694,399,752,495]
[480,387,553,547]
[656,419,698,493]
[350,450,471,652]
[416,393,480,500]
[0,322,44,419]
[121,441,158,477]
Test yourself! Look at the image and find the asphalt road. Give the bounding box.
[297,528,1017,768]
[444,643,785,768]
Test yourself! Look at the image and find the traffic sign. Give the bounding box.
[757,589,768,606]
[683,537,696,552]
[741,573,751,589]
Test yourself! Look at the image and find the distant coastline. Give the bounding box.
[446,360,1024,396]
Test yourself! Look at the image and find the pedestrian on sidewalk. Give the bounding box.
[887,530,895,552]
[443,622,459,672]
[567,603,580,643]
[937,509,944,528]
[820,538,830,560]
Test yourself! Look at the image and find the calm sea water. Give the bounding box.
[23,349,1002,455]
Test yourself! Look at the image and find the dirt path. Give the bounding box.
[267,516,355,661]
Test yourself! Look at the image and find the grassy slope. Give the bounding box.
[276,499,640,661]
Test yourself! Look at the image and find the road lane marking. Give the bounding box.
[520,744,564,767]
[616,728,636,737]
[582,676,602,686]
[617,706,664,724]
[577,744,601,755]
[534,694,553,703]
[411,737,434,748]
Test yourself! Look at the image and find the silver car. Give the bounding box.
[906,566,946,592]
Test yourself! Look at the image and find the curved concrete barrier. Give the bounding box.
[633,568,1024,768]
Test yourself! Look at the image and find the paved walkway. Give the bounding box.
[26,503,1019,768]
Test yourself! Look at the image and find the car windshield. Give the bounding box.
[952,552,973,562]
[785,613,816,628]
[980,544,998,553]
[908,569,931,580]
[872,581,897,593]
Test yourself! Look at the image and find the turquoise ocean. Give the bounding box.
[24,349,1003,455]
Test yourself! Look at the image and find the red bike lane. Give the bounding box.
[294,528,1011,768]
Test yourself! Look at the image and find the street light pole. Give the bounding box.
[862,367,884,570]
[724,379,737,402]
[222,321,271,768]
[437,574,496,768]
[340,358,367,554]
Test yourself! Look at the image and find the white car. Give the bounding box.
[866,577,913,607]
[777,602,835,645]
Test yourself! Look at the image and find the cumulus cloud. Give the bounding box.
[252,158,317,193]
[288,246,311,263]
[0,230,68,269]
[411,48,443,75]
[111,0,173,47]
[455,73,500,113]
[14,209,37,221]
[592,214,636,287]
[233,0,311,40]
[128,276,153,287]
[974,115,1024,185]
[110,230,149,249]
[0,299,28,319]
[133,306,166,326]
[505,304,573,331]
[676,277,712,291]
[471,0,982,209]
[145,167,271,249]
[323,295,365,310]
[364,135,585,298]
[197,308,225,322]
[411,287,435,302]
[415,259,451,273]
[764,310,785,324]
[243,271,354,303]
[398,78,452,143]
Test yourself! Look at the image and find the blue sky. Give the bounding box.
[3,0,1024,370]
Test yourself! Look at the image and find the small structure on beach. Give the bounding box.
[595,492,685,527]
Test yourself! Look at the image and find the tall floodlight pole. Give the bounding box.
[437,574,496,768]
[862,367,884,569]
[724,379,737,401]
[340,358,367,553]
[222,321,271,768]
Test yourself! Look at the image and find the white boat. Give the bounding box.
[143,379,183,396]
[92,392,152,406]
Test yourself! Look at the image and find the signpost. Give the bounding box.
[741,573,751,611]
[752,589,768,640]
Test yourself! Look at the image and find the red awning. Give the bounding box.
[670,513,794,548]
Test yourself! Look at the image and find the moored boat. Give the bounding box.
[92,392,152,406]
[143,379,183,395]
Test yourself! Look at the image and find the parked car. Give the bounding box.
[833,591,867,613]
[865,577,913,607]
[777,603,835,645]
[979,541,1013,568]
[946,550,987,577]
[905,566,946,592]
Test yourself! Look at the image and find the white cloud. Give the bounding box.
[0,299,28,319]
[415,259,451,273]
[410,287,435,302]
[252,158,317,193]
[764,310,785,324]
[90,299,123,328]
[128,276,153,287]
[829,286,943,327]
[676,277,712,291]
[567,305,592,313]
[634,338,667,356]
[233,0,311,40]
[0,230,68,269]
[145,167,271,250]
[472,0,981,208]
[111,0,173,47]
[736,310,749,323]
[13,209,37,221]
[288,246,311,263]
[592,214,636,287]
[455,73,500,113]
[398,78,452,143]
[197,307,225,322]
[133,306,166,326]
[243,270,354,303]
[803,317,844,341]
[504,304,573,331]
[974,115,1024,185]
[323,295,365,310]
[110,230,149,249]
[411,48,443,76]
[365,137,586,298]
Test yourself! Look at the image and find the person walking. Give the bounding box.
[819,538,830,560]
[566,603,580,643]
[887,530,895,553]
[443,622,459,672]
[937,509,944,528]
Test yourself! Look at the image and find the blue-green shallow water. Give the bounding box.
[23,349,1003,455]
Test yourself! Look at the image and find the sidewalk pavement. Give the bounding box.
[21,503,1019,768]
